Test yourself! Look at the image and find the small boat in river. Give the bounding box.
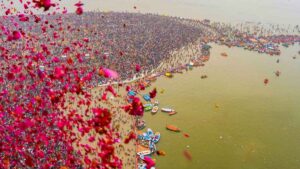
[137,145,152,156]
[144,104,153,112]
[152,132,161,143]
[143,94,151,101]
[151,106,159,114]
[144,106,152,112]
[165,72,173,78]
[201,75,208,79]
[168,111,177,116]
[156,150,166,156]
[166,125,180,132]
[221,52,228,57]
[137,119,146,130]
[161,108,174,113]
[127,90,136,96]
[275,71,281,77]
[282,43,289,47]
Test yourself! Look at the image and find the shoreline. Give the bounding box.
[121,39,209,168]
[96,38,204,88]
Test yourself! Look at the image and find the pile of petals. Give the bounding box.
[0,0,140,168]
[122,96,144,116]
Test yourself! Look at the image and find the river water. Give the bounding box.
[143,44,300,169]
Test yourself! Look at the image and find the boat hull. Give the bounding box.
[166,125,180,132]
[161,108,174,113]
[151,106,159,114]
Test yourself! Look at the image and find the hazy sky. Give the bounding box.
[3,0,300,24]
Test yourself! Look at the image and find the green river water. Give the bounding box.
[143,44,300,169]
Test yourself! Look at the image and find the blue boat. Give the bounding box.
[138,163,147,169]
[144,128,154,140]
[139,133,150,141]
[143,94,151,101]
[149,141,156,152]
[147,128,154,137]
[144,103,153,107]
[152,132,161,143]
[138,129,162,144]
[128,90,136,96]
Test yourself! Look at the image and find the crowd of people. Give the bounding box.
[2,12,299,96]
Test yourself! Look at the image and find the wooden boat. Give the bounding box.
[144,104,153,112]
[168,111,177,116]
[137,150,151,157]
[151,106,159,114]
[282,43,289,48]
[137,119,146,130]
[143,94,151,101]
[161,108,174,113]
[153,132,161,143]
[137,145,150,152]
[200,56,210,62]
[156,150,166,156]
[202,44,211,50]
[137,130,144,136]
[221,52,228,57]
[165,72,173,78]
[166,125,180,132]
[144,105,153,112]
[127,90,136,96]
[193,62,204,67]
[144,103,153,107]
[201,75,208,79]
[275,71,281,77]
[146,128,154,137]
